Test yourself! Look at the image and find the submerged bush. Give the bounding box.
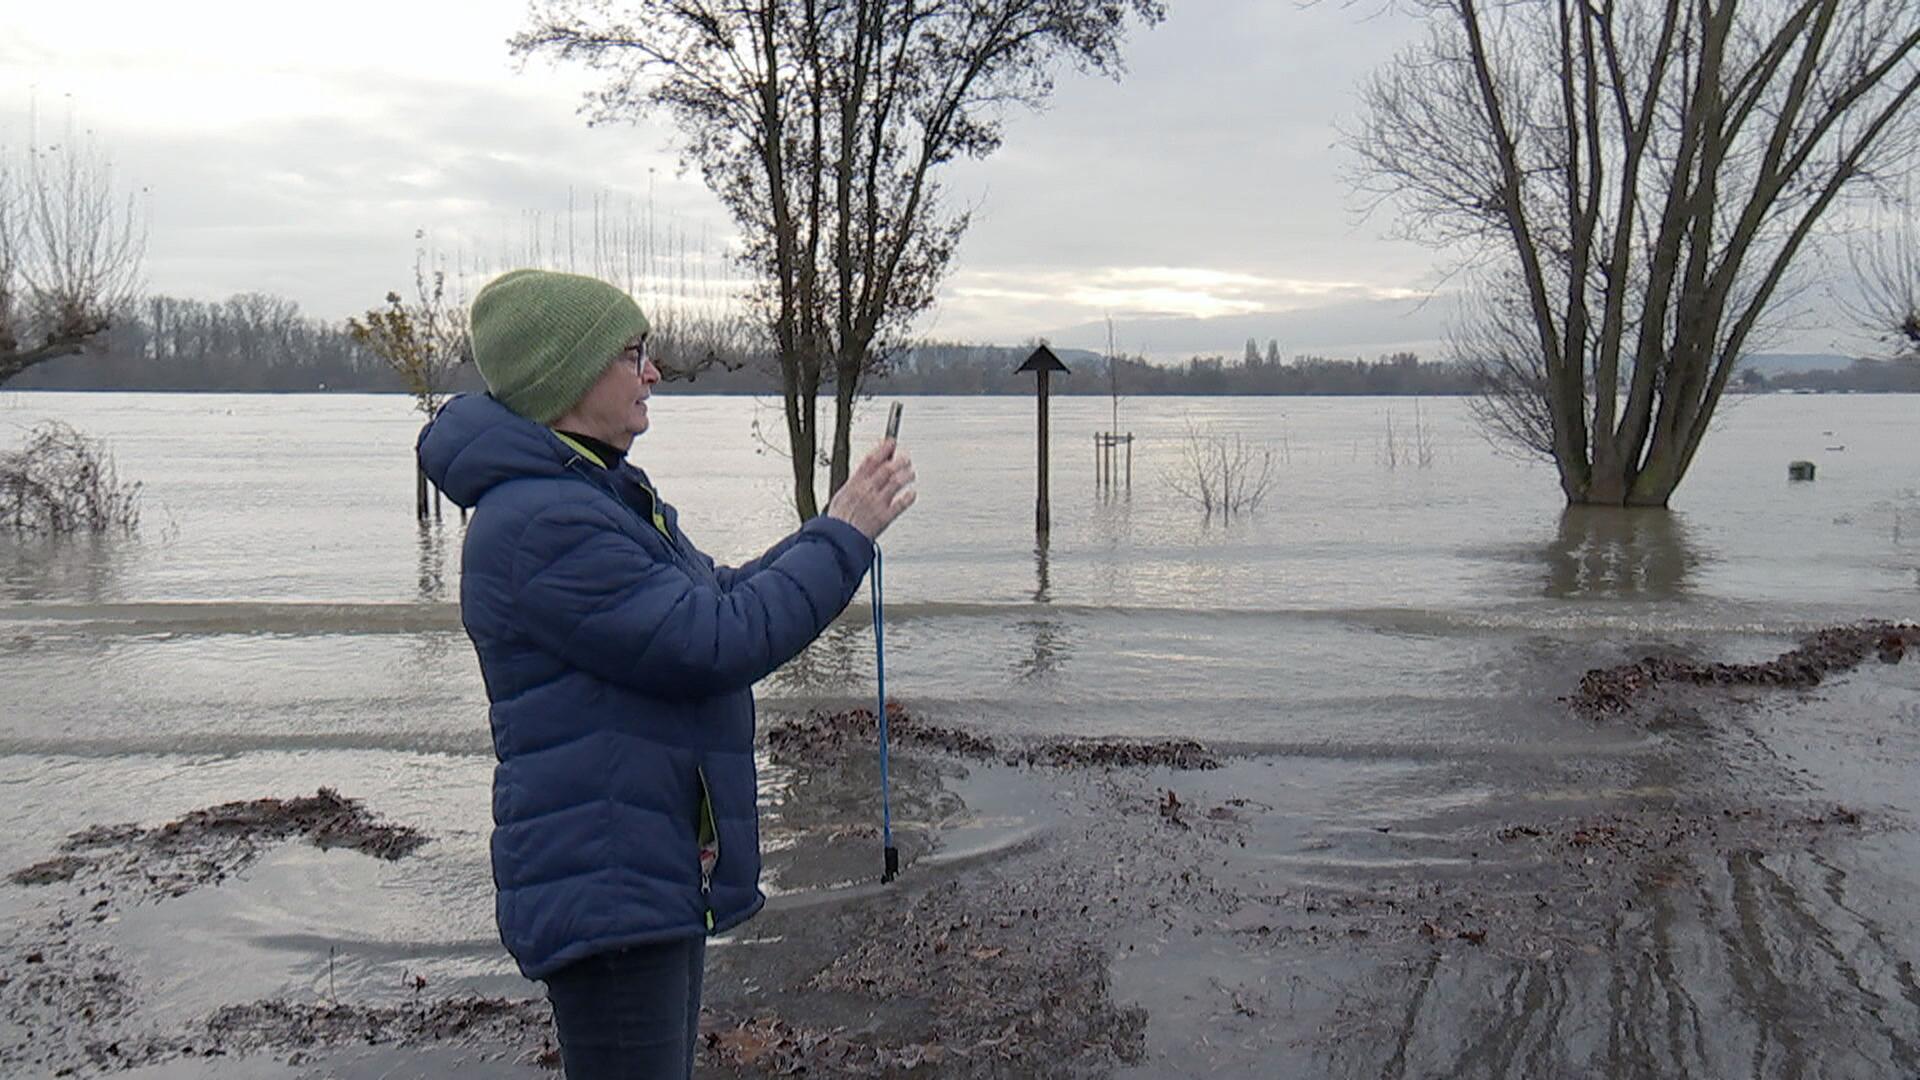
[1163,418,1276,523]
[0,421,141,535]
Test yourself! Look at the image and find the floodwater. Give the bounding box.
[0,390,1915,1077]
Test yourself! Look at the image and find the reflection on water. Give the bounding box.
[1086,491,1143,603]
[1033,541,1052,604]
[1015,542,1068,681]
[1877,492,1920,591]
[764,620,867,697]
[1543,507,1701,600]
[403,520,457,680]
[1335,846,1920,1079]
[1309,682,1920,1080]
[415,520,450,603]
[1885,492,1920,548]
[0,535,131,603]
[756,745,962,893]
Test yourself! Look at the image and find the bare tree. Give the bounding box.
[348,241,472,519]
[1352,0,1920,506]
[1379,400,1438,469]
[0,120,145,385]
[1848,189,1920,359]
[514,0,1164,521]
[1456,280,1556,460]
[1164,419,1276,523]
[510,189,760,381]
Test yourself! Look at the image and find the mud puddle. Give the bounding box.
[10,788,427,901]
[768,705,1219,770]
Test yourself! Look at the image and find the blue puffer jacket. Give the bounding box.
[417,393,874,979]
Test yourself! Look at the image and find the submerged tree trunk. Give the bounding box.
[1570,444,1683,507]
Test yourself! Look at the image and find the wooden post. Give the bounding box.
[1016,346,1070,540]
[1036,368,1051,535]
[416,467,430,521]
[1125,433,1133,490]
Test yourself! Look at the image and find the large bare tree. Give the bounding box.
[1353,0,1920,505]
[514,0,1163,520]
[0,125,145,385]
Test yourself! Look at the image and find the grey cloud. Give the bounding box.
[104,73,731,320]
[10,0,1859,359]
[940,0,1432,285]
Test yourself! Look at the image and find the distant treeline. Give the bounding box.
[11,291,1909,398]
[1752,359,1920,393]
[8,297,1478,397]
[870,344,1483,395]
[6,294,486,394]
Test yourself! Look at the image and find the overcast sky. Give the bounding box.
[2,0,1873,362]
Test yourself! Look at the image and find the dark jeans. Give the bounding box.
[543,935,707,1079]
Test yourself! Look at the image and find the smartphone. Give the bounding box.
[886,402,904,440]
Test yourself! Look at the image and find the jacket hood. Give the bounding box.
[418,393,574,508]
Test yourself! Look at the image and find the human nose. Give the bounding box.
[642,356,662,385]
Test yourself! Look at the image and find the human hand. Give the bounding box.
[826,439,917,541]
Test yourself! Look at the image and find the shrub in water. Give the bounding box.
[0,422,140,535]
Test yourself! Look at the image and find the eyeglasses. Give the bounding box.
[615,338,649,371]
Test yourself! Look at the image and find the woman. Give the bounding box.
[417,269,915,1078]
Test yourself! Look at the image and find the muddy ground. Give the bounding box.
[3,622,1917,1077]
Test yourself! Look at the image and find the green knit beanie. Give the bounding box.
[469,269,651,423]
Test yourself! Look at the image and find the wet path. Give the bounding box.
[2,631,1916,1077]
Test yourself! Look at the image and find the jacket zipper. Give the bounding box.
[563,459,679,550]
[696,766,719,933]
[558,446,721,934]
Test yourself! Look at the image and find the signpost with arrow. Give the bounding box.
[1016,346,1071,540]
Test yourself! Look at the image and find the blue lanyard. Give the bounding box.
[872,544,898,882]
